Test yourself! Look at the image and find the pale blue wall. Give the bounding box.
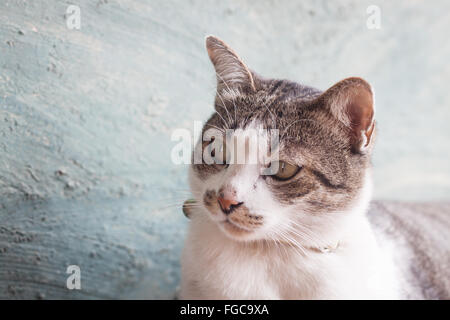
[0,0,449,299]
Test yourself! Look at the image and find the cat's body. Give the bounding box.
[369,201,450,299]
[179,36,449,300]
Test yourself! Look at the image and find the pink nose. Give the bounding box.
[217,197,240,213]
[217,186,243,214]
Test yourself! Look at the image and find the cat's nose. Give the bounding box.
[217,196,243,215]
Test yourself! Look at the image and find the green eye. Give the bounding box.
[272,161,300,180]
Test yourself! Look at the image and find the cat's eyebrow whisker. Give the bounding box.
[214,110,230,130]
[260,98,278,130]
[215,88,234,127]
[215,72,239,126]
[205,124,225,133]
[200,83,231,129]
[215,104,233,128]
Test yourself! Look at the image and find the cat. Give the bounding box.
[179,36,449,299]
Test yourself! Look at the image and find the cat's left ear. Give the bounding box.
[205,35,256,93]
[319,77,375,153]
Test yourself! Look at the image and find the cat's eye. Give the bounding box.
[211,144,228,164]
[207,138,229,165]
[272,161,301,180]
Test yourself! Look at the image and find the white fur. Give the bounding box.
[180,126,400,300]
[220,88,241,101]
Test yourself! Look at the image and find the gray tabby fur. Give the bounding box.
[368,201,450,299]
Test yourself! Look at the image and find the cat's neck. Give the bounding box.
[271,171,374,254]
[196,205,374,260]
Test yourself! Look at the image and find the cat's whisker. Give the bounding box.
[151,196,196,203]
[215,72,239,126]
[147,197,201,207]
[146,186,192,193]
[260,97,278,130]
[214,110,230,130]
[282,221,318,240]
[280,222,322,249]
[266,235,289,258]
[215,88,234,127]
[150,203,202,212]
[205,124,225,133]
[275,224,310,251]
[287,221,324,244]
[273,228,308,257]
[180,204,203,208]
[279,236,308,257]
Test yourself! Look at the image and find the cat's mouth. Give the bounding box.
[201,188,264,238]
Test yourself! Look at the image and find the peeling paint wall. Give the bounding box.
[0,0,449,299]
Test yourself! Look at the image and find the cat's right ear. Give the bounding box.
[205,35,256,93]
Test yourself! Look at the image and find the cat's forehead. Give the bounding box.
[220,78,322,111]
[207,78,351,167]
[213,79,327,139]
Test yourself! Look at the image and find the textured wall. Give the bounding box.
[0,0,449,299]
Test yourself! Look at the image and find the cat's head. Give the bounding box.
[189,36,376,246]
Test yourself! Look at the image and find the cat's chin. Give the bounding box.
[218,220,258,241]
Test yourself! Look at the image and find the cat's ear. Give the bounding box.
[319,77,375,153]
[205,35,256,93]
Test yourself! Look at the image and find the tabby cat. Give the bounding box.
[179,36,449,299]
